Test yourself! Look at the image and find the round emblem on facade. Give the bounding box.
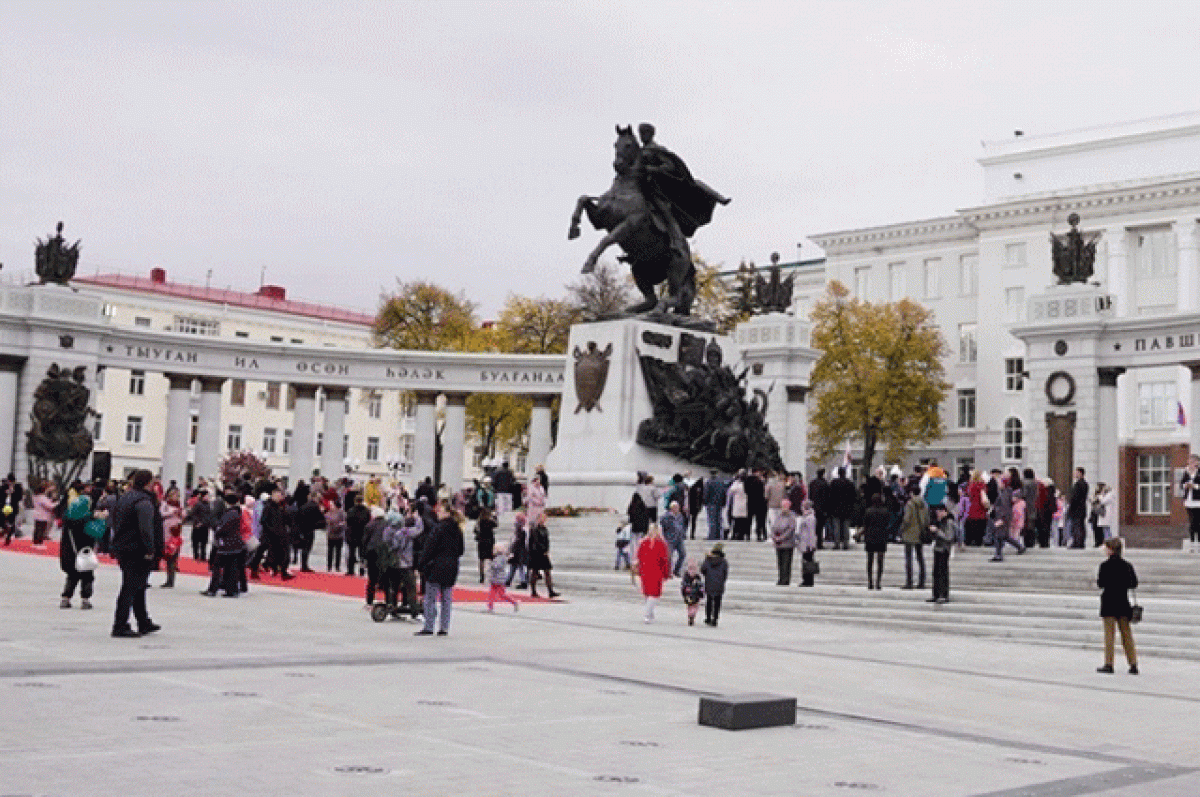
[1054,340,1068,356]
[1045,371,1076,406]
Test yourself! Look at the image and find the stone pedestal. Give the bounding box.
[545,318,734,510]
[1015,284,1115,488]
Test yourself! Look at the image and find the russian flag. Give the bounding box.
[1179,401,1188,427]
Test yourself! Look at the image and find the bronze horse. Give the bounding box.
[569,125,701,315]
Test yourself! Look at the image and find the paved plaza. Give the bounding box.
[2,547,1198,797]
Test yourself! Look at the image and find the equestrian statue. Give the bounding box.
[569,123,729,317]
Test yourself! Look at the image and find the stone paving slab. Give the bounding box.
[2,549,1198,797]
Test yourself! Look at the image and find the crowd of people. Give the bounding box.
[5,458,558,639]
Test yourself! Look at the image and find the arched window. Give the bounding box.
[1003,417,1024,462]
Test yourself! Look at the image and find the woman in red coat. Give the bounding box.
[636,524,670,623]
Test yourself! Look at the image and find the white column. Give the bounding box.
[162,374,193,490]
[0,360,22,477]
[1105,226,1130,317]
[441,392,467,492]
[319,386,348,479]
[785,385,809,475]
[1177,218,1199,313]
[193,376,225,484]
[1097,368,1124,489]
[290,384,318,482]
[527,395,554,476]
[412,391,438,485]
[1190,366,1200,459]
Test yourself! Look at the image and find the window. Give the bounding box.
[402,395,416,418]
[343,434,349,458]
[1004,358,1025,392]
[923,258,941,299]
[1138,381,1177,427]
[316,432,323,457]
[1137,454,1171,515]
[956,389,976,429]
[366,436,380,462]
[134,316,152,328]
[1003,418,1023,461]
[1004,242,1027,269]
[854,266,871,299]
[888,262,906,300]
[516,453,527,474]
[262,427,278,454]
[129,370,145,396]
[92,413,103,441]
[1134,228,1177,277]
[189,415,198,445]
[235,330,249,339]
[318,392,325,412]
[174,315,220,336]
[265,382,280,410]
[270,335,284,343]
[368,393,382,419]
[959,254,978,296]
[230,379,246,407]
[402,435,414,463]
[287,385,296,411]
[125,416,143,444]
[283,429,292,455]
[958,323,977,363]
[1004,287,1025,322]
[227,424,242,451]
[290,338,303,344]
[95,368,105,391]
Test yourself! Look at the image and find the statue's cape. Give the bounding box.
[637,145,724,238]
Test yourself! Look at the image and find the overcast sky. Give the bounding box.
[3,1,1198,316]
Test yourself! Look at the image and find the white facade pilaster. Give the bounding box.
[785,386,808,473]
[412,391,438,484]
[1097,367,1124,488]
[1177,218,1200,313]
[1105,226,1130,317]
[527,395,553,474]
[441,392,467,491]
[1191,366,1200,457]
[0,360,22,477]
[319,386,348,478]
[162,374,193,489]
[289,384,317,482]
[194,377,225,482]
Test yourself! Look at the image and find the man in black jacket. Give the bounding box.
[808,469,828,550]
[415,500,464,637]
[1068,467,1089,549]
[826,468,858,550]
[260,489,294,580]
[744,470,767,541]
[110,470,163,637]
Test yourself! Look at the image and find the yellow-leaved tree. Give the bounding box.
[809,281,950,476]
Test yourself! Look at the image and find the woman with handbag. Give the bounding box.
[1097,536,1139,674]
[59,485,101,609]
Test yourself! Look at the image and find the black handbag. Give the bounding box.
[1130,590,1143,624]
[801,559,820,576]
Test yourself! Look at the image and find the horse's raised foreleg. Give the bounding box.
[568,196,595,241]
[581,217,634,274]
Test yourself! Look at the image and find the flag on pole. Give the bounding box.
[1179,401,1188,427]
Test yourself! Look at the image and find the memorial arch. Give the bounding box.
[0,282,563,491]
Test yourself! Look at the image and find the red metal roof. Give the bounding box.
[75,273,376,327]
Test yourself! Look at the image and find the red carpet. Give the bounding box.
[1,537,551,604]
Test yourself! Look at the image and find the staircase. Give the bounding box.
[532,512,1200,661]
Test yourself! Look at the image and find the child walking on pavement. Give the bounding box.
[680,558,704,625]
[487,543,519,612]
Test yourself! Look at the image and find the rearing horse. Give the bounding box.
[568,125,696,315]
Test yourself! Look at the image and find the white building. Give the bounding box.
[808,111,1200,545]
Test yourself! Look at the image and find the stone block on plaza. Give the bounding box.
[698,693,797,731]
